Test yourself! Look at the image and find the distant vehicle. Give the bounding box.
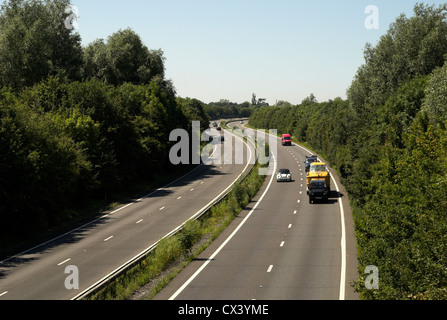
[217,127,222,131]
[304,155,318,172]
[276,168,292,182]
[282,134,292,146]
[212,122,218,127]
[306,162,331,192]
[240,120,244,124]
[307,180,329,203]
[220,135,225,142]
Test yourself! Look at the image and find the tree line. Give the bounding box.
[0,0,209,251]
[250,3,447,299]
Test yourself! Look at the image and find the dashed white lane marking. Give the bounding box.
[136,219,143,224]
[57,258,71,266]
[159,207,165,211]
[267,265,274,273]
[0,291,8,297]
[104,236,114,242]
[280,241,285,247]
[169,151,277,300]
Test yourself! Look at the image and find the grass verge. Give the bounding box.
[86,156,267,300]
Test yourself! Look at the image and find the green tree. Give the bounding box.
[422,61,447,127]
[348,3,447,115]
[83,28,165,86]
[0,0,83,90]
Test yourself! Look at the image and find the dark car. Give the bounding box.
[304,155,318,172]
[307,180,329,203]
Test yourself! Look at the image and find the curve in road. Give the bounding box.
[0,124,255,300]
[154,122,359,300]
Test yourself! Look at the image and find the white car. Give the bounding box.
[276,169,292,182]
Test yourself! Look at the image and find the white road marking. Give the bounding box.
[288,224,292,229]
[169,151,277,300]
[177,196,182,200]
[267,265,274,273]
[294,210,297,214]
[0,291,8,297]
[136,219,143,224]
[57,258,71,266]
[280,241,285,247]
[292,141,347,301]
[0,146,220,269]
[159,207,165,211]
[104,236,114,242]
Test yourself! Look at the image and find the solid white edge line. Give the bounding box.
[291,141,347,301]
[0,146,217,266]
[168,152,277,300]
[331,175,346,301]
[72,125,254,300]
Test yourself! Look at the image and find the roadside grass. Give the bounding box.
[87,157,267,300]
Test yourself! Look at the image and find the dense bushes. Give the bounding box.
[0,0,212,252]
[250,3,447,299]
[0,76,209,250]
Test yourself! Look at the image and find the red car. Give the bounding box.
[282,134,292,146]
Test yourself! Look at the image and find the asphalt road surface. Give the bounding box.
[0,123,255,300]
[154,122,359,300]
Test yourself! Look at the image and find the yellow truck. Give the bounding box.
[306,162,331,192]
[306,162,331,203]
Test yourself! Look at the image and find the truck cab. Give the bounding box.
[307,180,329,203]
[282,134,292,146]
[306,162,331,193]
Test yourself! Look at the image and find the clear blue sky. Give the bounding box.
[19,1,447,104]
